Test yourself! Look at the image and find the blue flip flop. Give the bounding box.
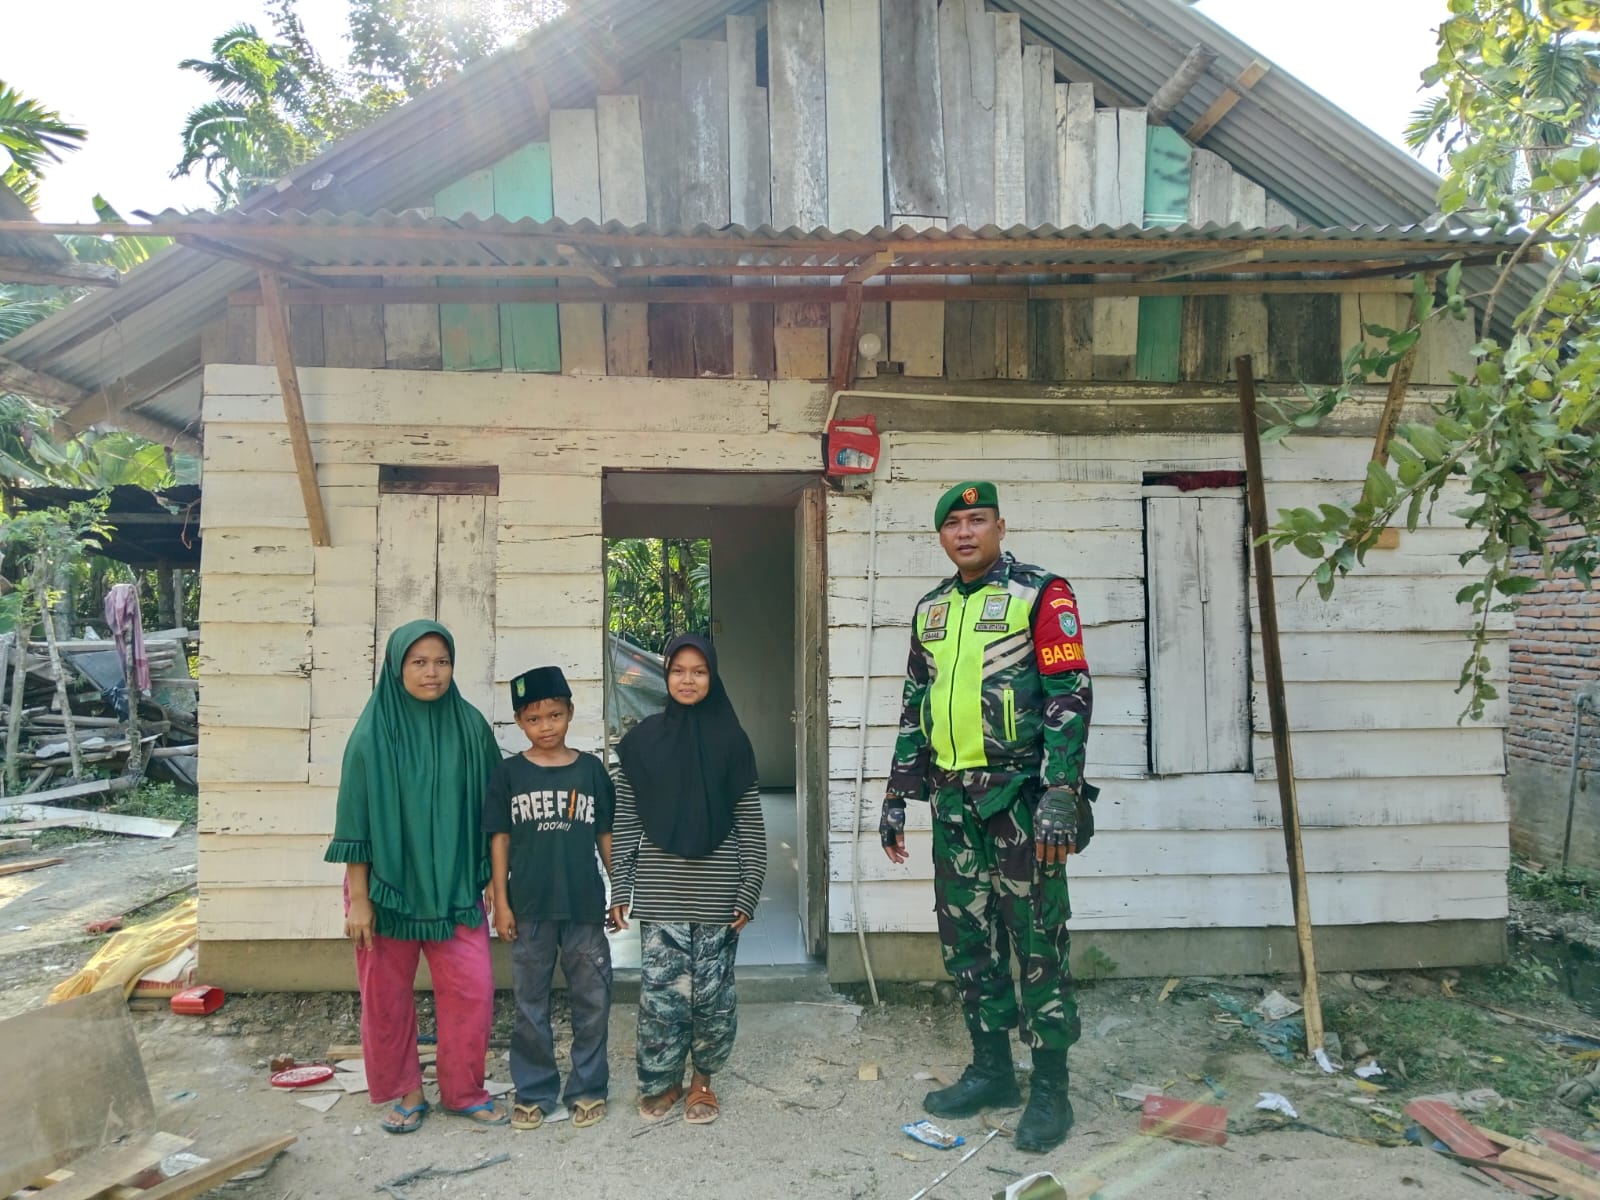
[444,1099,510,1126]
[381,1099,429,1134]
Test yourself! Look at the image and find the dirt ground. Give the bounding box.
[1,831,1592,1200]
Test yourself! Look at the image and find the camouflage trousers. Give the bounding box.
[931,775,1080,1050]
[636,921,739,1095]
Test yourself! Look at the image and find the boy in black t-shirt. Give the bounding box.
[484,666,616,1130]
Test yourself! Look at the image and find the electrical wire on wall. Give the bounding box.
[849,484,882,1006]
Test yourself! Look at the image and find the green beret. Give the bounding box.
[934,481,999,529]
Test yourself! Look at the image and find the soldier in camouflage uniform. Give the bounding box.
[880,481,1093,1154]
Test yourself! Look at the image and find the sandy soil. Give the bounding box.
[0,833,1558,1198]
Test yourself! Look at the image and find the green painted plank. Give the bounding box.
[492,143,561,373]
[435,169,501,371]
[1136,126,1191,382]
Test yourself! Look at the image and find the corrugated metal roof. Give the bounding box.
[120,207,1528,274]
[0,0,1528,424]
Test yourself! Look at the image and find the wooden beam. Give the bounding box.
[257,272,331,547]
[830,284,865,396]
[1186,59,1270,142]
[1147,44,1218,124]
[0,220,1502,261]
[0,355,87,405]
[1146,248,1265,281]
[555,243,616,288]
[0,255,120,288]
[174,235,326,288]
[1237,352,1324,1058]
[234,276,1414,308]
[841,250,896,286]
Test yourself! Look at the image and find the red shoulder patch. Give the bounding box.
[1034,578,1088,674]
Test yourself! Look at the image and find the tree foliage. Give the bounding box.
[0,81,86,208]
[175,0,567,208]
[606,538,711,655]
[1264,0,1600,719]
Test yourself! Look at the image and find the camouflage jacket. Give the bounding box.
[885,552,1093,820]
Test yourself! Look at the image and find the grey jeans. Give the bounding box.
[509,920,613,1107]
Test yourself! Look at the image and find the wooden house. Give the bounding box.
[0,0,1515,989]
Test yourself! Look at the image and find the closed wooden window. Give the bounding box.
[1143,487,1251,774]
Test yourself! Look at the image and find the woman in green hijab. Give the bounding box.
[325,620,509,1133]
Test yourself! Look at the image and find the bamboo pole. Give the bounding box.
[32,559,82,781]
[1236,353,1325,1054]
[121,616,143,776]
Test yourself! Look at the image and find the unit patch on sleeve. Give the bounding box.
[1034,578,1088,674]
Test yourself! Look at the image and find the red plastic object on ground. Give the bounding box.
[1138,1094,1229,1146]
[270,1064,336,1088]
[170,984,226,1015]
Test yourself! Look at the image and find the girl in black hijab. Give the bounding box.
[609,635,767,1126]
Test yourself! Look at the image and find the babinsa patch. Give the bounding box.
[1034,578,1087,674]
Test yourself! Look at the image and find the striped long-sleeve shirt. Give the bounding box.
[609,772,767,924]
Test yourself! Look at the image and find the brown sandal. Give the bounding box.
[512,1102,544,1130]
[637,1083,684,1122]
[572,1098,606,1128]
[684,1081,720,1125]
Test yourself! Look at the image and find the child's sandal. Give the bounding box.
[572,1098,606,1128]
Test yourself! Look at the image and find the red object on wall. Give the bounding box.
[170,984,226,1015]
[825,415,880,476]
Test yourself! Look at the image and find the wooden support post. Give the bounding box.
[1369,339,1421,465]
[1147,44,1218,125]
[831,285,866,397]
[3,634,25,794]
[1236,353,1325,1055]
[121,620,142,776]
[257,272,331,548]
[32,558,82,781]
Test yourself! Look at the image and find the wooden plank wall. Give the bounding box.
[824,430,1509,936]
[195,366,824,940]
[201,2,1474,389]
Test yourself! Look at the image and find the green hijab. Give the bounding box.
[325,619,503,941]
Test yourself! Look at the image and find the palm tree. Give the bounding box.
[0,82,86,208]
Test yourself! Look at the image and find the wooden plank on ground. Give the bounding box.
[0,856,62,878]
[0,775,134,809]
[434,170,500,371]
[130,1134,298,1200]
[825,0,885,231]
[0,991,157,1197]
[992,12,1025,229]
[597,93,649,377]
[8,805,181,838]
[882,0,945,221]
[550,108,606,376]
[30,1132,192,1200]
[493,142,560,372]
[0,838,31,855]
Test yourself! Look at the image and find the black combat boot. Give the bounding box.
[1015,1049,1074,1152]
[923,1030,1021,1118]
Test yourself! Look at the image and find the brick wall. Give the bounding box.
[1507,508,1600,771]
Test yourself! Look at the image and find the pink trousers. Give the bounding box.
[354,919,493,1111]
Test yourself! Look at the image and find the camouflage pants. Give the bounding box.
[932,777,1079,1050]
[636,922,738,1095]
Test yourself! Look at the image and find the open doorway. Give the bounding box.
[602,471,824,968]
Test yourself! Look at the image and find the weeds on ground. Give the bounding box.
[1509,861,1600,916]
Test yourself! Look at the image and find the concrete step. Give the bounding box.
[610,961,838,1005]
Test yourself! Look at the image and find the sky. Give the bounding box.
[3,0,1448,223]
